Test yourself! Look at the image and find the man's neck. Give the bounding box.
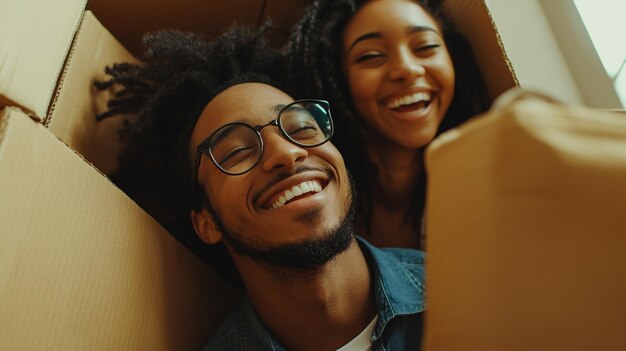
[237,240,376,351]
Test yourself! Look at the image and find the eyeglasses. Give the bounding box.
[195,99,334,181]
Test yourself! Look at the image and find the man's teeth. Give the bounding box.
[270,180,323,209]
[386,92,431,109]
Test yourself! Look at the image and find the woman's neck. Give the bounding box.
[366,133,423,210]
[357,132,424,249]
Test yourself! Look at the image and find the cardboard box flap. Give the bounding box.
[87,0,263,56]
[48,11,138,175]
[445,0,519,101]
[0,107,240,350]
[0,0,87,119]
[423,95,626,350]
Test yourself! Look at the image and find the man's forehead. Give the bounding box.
[192,83,292,145]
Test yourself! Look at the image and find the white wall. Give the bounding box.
[539,0,623,109]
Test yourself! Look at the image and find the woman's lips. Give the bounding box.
[383,91,432,109]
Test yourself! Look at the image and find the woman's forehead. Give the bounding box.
[344,0,440,38]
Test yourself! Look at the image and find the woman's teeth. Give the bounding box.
[270,180,323,209]
[385,92,431,109]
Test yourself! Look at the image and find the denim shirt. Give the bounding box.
[203,237,426,350]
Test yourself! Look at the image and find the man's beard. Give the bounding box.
[210,174,357,271]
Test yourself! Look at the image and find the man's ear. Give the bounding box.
[191,208,222,244]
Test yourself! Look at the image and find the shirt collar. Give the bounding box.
[356,237,426,341]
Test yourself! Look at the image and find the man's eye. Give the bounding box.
[289,124,318,134]
[220,145,254,165]
[288,124,323,141]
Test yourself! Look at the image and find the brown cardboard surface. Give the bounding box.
[87,0,263,56]
[0,0,87,119]
[48,11,139,175]
[262,0,314,44]
[0,0,516,179]
[445,0,518,100]
[86,0,517,98]
[0,107,240,350]
[423,94,626,351]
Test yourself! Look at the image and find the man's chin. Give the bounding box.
[217,171,358,271]
[223,196,357,271]
[293,206,324,224]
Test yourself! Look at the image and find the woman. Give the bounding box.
[288,0,490,249]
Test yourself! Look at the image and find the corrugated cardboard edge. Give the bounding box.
[45,6,88,126]
[0,0,88,120]
[0,109,8,143]
[1,105,114,196]
[0,107,42,141]
[0,98,41,123]
[481,3,519,87]
[444,0,519,100]
[46,10,140,175]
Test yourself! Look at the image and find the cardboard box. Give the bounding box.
[86,0,265,56]
[423,93,626,350]
[444,0,518,100]
[1,0,519,175]
[0,107,240,350]
[61,0,518,173]
[84,0,518,100]
[48,10,138,175]
[483,0,584,105]
[0,0,87,119]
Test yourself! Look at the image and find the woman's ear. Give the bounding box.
[191,208,222,244]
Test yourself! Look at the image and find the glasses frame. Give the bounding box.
[194,99,333,182]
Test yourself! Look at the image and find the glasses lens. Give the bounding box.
[210,124,261,174]
[280,101,332,146]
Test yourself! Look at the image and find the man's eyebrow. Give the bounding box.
[273,104,285,114]
[208,123,241,145]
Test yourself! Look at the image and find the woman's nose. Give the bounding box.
[388,47,426,82]
[260,129,308,172]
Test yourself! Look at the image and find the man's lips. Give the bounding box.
[253,168,332,209]
[267,179,325,209]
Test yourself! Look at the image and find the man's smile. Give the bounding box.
[254,168,332,210]
[268,179,325,209]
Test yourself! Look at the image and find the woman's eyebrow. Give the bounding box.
[347,25,440,54]
[347,32,382,53]
[407,25,440,36]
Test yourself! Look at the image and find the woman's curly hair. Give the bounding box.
[96,23,287,288]
[286,0,491,245]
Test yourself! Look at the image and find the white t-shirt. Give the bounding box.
[336,316,379,351]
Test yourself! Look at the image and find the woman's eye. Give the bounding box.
[355,52,385,63]
[414,44,441,53]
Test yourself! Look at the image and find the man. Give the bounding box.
[98,25,425,350]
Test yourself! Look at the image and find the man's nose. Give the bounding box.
[388,47,426,82]
[260,129,308,172]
